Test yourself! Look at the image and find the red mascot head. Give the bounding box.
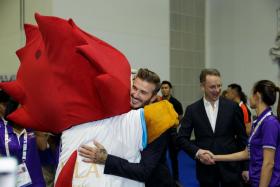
[0,13,131,133]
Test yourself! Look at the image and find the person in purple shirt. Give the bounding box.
[213,80,280,187]
[0,99,45,187]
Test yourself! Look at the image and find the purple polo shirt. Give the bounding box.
[0,119,45,187]
[249,108,280,187]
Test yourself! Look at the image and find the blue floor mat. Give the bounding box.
[166,150,199,187]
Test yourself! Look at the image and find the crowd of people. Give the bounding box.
[1,67,279,187]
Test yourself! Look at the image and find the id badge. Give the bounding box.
[16,163,32,187]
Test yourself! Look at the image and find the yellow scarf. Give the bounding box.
[144,100,179,143]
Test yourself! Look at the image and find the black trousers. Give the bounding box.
[168,128,179,180]
[242,181,251,187]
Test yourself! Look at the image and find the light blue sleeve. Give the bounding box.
[140,109,147,149]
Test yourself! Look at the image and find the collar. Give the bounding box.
[239,101,243,107]
[6,122,26,136]
[162,95,172,100]
[203,97,219,108]
[14,128,27,138]
[254,107,272,125]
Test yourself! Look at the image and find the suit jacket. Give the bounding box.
[177,97,247,183]
[104,130,175,187]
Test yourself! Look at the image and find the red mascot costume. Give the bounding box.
[0,13,178,187]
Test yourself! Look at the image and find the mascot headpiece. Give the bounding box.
[0,13,131,133]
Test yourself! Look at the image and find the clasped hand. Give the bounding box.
[196,149,215,165]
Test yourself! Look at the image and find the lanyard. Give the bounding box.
[248,111,272,145]
[4,122,28,162]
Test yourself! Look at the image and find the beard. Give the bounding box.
[131,96,154,109]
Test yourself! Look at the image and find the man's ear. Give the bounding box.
[200,83,205,92]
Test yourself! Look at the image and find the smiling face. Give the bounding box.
[130,77,157,109]
[201,75,222,103]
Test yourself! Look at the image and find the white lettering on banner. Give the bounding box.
[0,75,16,82]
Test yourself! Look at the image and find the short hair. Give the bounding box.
[228,83,247,103]
[135,68,161,94]
[161,80,172,88]
[199,68,220,83]
[228,83,242,93]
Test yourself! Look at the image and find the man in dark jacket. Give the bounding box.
[79,68,175,187]
[177,69,247,187]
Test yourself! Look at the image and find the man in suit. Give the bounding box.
[79,68,175,187]
[177,68,247,187]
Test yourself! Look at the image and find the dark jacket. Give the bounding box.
[177,97,247,183]
[104,130,175,187]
